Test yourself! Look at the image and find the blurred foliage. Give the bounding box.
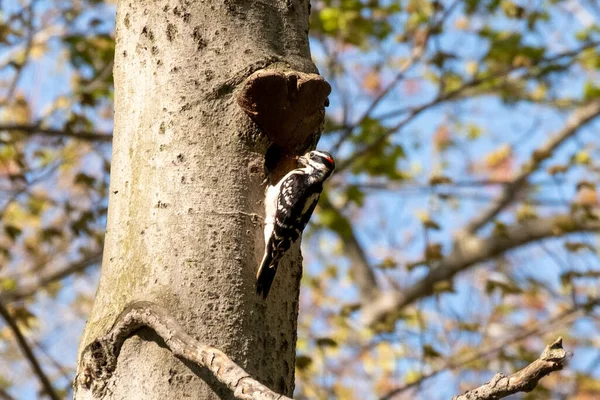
[0,0,112,397]
[0,0,599,399]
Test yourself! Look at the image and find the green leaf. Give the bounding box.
[316,337,338,348]
[42,227,63,241]
[75,172,96,187]
[4,225,22,241]
[583,81,600,101]
[485,274,523,295]
[345,185,365,206]
[423,344,442,359]
[378,257,397,269]
[295,355,313,371]
[0,278,16,291]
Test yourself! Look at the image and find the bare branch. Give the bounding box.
[0,387,16,400]
[463,99,600,235]
[361,211,600,326]
[1,252,102,303]
[451,337,569,400]
[0,300,60,400]
[331,24,428,153]
[75,301,291,400]
[2,2,36,106]
[346,178,569,191]
[320,197,379,300]
[331,0,468,153]
[0,124,113,142]
[337,42,600,173]
[375,40,600,124]
[380,297,598,399]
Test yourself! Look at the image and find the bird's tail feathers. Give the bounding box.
[256,250,278,299]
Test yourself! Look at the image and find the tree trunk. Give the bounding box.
[75,1,318,398]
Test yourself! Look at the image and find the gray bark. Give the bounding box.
[75,1,318,398]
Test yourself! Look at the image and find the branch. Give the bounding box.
[380,297,598,399]
[0,300,60,400]
[463,99,600,234]
[331,0,462,153]
[331,20,428,153]
[320,197,380,300]
[75,301,291,400]
[451,337,569,400]
[0,124,113,142]
[361,211,600,326]
[0,387,16,400]
[337,43,600,173]
[0,252,102,303]
[374,40,600,124]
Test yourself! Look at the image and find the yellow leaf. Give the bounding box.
[378,257,397,269]
[574,150,591,165]
[485,144,512,168]
[466,60,478,76]
[377,342,397,372]
[467,124,483,139]
[296,337,308,352]
[455,17,469,30]
[417,210,442,229]
[531,84,547,101]
[363,70,382,95]
[30,42,47,59]
[55,96,70,110]
[405,370,422,385]
[1,94,30,125]
[333,384,355,400]
[516,204,537,222]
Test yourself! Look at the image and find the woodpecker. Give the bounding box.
[256,150,335,298]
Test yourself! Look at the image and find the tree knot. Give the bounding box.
[74,337,118,396]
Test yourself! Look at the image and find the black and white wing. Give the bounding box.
[256,173,321,298]
[273,173,320,245]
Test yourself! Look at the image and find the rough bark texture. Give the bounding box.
[76,302,291,400]
[76,1,321,398]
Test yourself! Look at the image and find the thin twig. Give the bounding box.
[332,0,461,153]
[380,297,598,399]
[3,1,37,105]
[462,99,600,235]
[336,41,600,173]
[1,252,102,303]
[0,124,113,142]
[0,300,60,400]
[0,387,16,400]
[360,210,600,326]
[320,197,379,299]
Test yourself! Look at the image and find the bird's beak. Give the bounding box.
[296,153,309,166]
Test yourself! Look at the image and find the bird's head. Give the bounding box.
[297,150,335,181]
